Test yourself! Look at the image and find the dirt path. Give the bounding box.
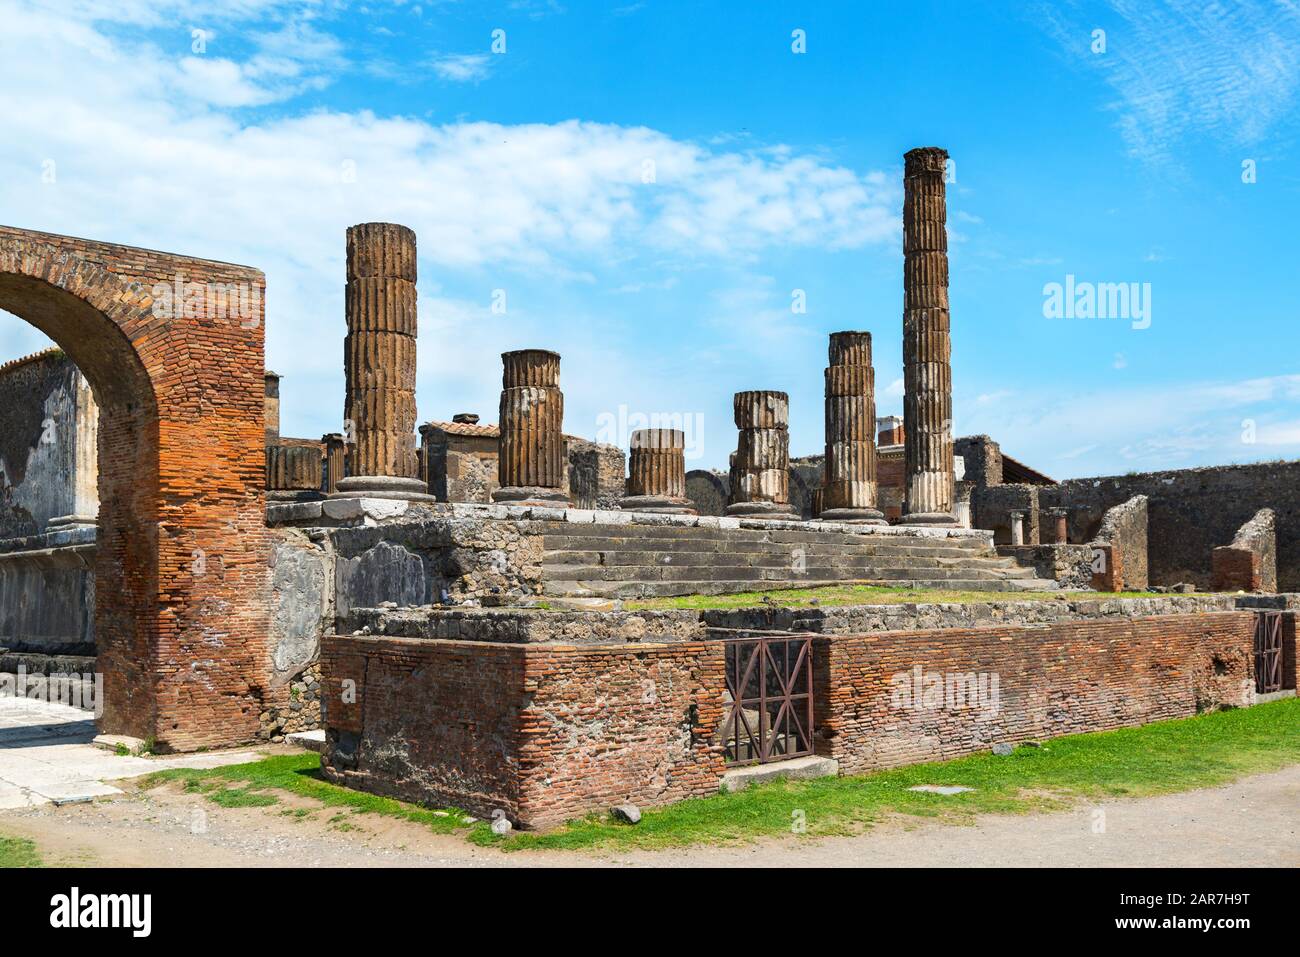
[3,765,1296,868]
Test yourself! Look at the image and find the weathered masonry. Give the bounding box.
[321,599,1295,828]
[0,226,271,750]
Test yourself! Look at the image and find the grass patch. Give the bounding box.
[628,583,1170,611]
[479,698,1300,852]
[136,701,1299,855]
[0,834,42,868]
[141,753,471,834]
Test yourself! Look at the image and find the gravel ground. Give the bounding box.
[2,764,1296,868]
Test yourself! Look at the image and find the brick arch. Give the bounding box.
[0,226,271,750]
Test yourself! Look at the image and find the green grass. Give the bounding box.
[627,582,1169,611]
[142,753,472,834]
[137,700,1300,854]
[0,834,42,868]
[479,697,1300,851]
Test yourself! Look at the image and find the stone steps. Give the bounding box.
[534,519,1057,598]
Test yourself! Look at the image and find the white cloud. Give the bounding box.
[1038,0,1300,166]
[0,0,898,447]
[430,53,492,83]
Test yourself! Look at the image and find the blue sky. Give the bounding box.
[2,0,1298,477]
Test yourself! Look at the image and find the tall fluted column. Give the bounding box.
[622,428,695,514]
[332,222,433,501]
[819,331,886,524]
[902,147,958,525]
[724,391,799,519]
[492,349,568,505]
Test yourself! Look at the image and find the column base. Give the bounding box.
[817,507,888,525]
[329,476,437,502]
[268,490,326,503]
[724,501,802,520]
[492,486,569,507]
[620,495,697,515]
[900,511,960,527]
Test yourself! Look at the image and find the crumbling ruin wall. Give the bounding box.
[320,634,727,828]
[566,440,625,510]
[1040,463,1300,591]
[0,528,95,657]
[1213,508,1277,593]
[994,544,1093,589]
[1092,495,1149,591]
[971,483,1040,545]
[813,612,1259,775]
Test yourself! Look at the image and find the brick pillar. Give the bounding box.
[819,331,886,524]
[1050,508,1069,544]
[622,428,695,514]
[902,147,958,526]
[321,432,346,494]
[332,222,433,501]
[492,349,568,505]
[724,390,799,519]
[266,445,324,502]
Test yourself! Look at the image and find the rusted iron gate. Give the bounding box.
[722,634,814,766]
[1254,611,1283,695]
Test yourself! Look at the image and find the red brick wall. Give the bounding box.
[812,612,1258,774]
[0,227,270,750]
[1212,546,1261,593]
[320,635,727,828]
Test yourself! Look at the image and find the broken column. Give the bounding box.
[492,349,568,506]
[266,445,324,502]
[724,391,799,519]
[622,429,695,514]
[819,331,886,524]
[332,222,433,501]
[321,432,346,494]
[902,146,958,526]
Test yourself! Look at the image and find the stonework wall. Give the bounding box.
[1041,462,1300,591]
[971,483,1040,544]
[1213,508,1277,593]
[994,544,1094,589]
[0,528,96,656]
[566,440,625,510]
[1093,495,1149,590]
[0,350,96,538]
[320,634,727,828]
[812,612,1259,775]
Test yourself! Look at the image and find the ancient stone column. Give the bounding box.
[724,391,799,519]
[332,222,433,501]
[622,429,695,514]
[819,331,886,524]
[266,445,324,502]
[492,349,568,505]
[1010,510,1026,546]
[1050,508,1069,545]
[902,146,958,526]
[321,432,346,494]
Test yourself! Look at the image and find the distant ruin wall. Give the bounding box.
[1213,508,1277,593]
[1041,463,1300,591]
[1093,495,1148,590]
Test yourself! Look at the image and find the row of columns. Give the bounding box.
[322,145,959,520]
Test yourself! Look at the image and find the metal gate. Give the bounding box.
[722,635,814,766]
[1254,612,1283,695]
